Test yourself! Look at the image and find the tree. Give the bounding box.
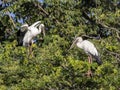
[0,0,120,89]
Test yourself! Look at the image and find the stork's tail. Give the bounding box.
[94,55,102,65]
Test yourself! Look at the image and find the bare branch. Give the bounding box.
[105,49,120,62]
[82,35,97,39]
[82,11,120,40]
[37,3,49,15]
[97,21,120,33]
[36,3,60,24]
[97,21,120,41]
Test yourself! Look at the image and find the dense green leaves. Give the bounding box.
[0,0,120,89]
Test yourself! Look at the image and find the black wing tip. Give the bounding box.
[94,55,102,65]
[97,60,102,65]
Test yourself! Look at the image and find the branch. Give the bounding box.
[105,49,120,62]
[37,3,49,15]
[82,11,120,40]
[97,21,120,41]
[81,34,101,39]
[97,21,120,33]
[36,3,60,24]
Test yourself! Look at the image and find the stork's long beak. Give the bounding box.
[68,39,78,50]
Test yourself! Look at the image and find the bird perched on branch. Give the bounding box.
[17,21,45,57]
[69,37,102,76]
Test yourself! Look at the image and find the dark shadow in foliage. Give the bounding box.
[16,29,27,46]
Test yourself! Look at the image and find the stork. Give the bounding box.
[69,37,102,76]
[17,21,45,57]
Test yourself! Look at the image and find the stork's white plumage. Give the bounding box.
[17,21,45,57]
[69,37,102,65]
[18,21,45,46]
[76,37,99,57]
[69,37,102,76]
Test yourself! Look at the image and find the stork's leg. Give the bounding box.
[27,46,30,59]
[29,41,34,58]
[88,55,91,63]
[27,46,32,59]
[86,55,92,77]
[90,55,92,64]
[89,55,92,75]
[28,45,32,58]
[26,42,33,59]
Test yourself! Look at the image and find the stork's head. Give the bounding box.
[69,37,83,50]
[21,23,29,32]
[75,37,83,43]
[39,24,45,37]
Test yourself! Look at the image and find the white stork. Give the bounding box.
[69,37,102,76]
[17,21,45,57]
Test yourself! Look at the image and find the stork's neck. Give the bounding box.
[39,24,45,32]
[38,24,42,33]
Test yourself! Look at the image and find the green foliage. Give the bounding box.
[0,0,120,89]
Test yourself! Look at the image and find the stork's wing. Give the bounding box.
[30,21,41,28]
